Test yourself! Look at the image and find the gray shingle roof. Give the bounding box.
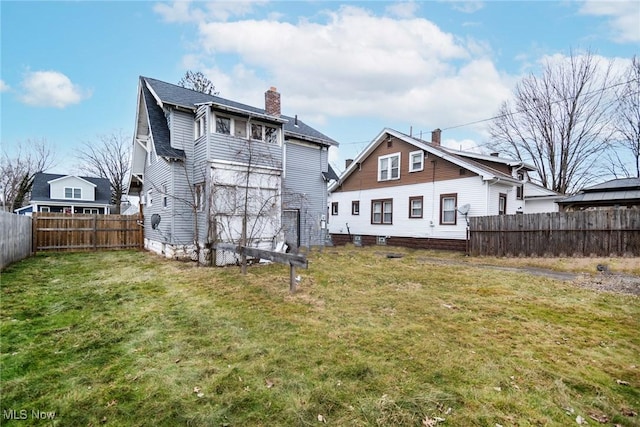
[141,76,337,146]
[583,177,640,192]
[141,82,185,159]
[31,173,112,204]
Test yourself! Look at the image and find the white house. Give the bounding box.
[327,128,560,250]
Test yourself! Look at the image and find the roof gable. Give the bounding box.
[47,175,97,187]
[329,128,520,192]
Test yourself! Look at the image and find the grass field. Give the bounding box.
[1,248,638,426]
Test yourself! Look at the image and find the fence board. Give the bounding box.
[469,210,640,257]
[34,213,143,252]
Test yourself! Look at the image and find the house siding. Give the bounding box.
[283,140,328,248]
[49,177,96,201]
[209,133,283,170]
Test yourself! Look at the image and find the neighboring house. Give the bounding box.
[557,177,640,211]
[15,173,112,216]
[127,76,338,264]
[327,128,560,250]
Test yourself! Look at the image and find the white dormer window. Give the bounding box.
[378,153,400,181]
[409,150,424,172]
[65,187,81,199]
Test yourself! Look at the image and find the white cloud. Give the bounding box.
[0,80,9,92]
[385,1,419,18]
[579,0,640,43]
[154,0,266,23]
[19,71,90,108]
[179,4,509,136]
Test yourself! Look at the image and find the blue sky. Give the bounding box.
[1,0,639,175]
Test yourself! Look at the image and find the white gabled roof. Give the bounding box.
[47,175,97,187]
[329,128,522,193]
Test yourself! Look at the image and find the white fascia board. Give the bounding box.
[144,81,165,109]
[47,175,97,187]
[206,102,288,124]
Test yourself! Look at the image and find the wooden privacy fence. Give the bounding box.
[33,213,143,252]
[469,210,640,257]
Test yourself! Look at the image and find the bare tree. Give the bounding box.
[0,138,55,211]
[488,50,616,194]
[178,71,219,95]
[76,130,131,214]
[609,56,640,178]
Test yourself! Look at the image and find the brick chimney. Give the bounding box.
[265,87,281,117]
[431,128,441,146]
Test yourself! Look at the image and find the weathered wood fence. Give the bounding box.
[469,210,640,256]
[33,213,143,252]
[1,211,33,269]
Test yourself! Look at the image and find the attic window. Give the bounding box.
[409,151,424,172]
[378,153,400,181]
[65,187,81,199]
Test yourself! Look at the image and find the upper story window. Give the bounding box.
[351,200,360,215]
[216,116,231,135]
[440,193,457,225]
[378,153,400,181]
[147,189,153,207]
[234,119,248,138]
[195,116,205,140]
[516,172,524,200]
[409,151,424,172]
[65,187,81,199]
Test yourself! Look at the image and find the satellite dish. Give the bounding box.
[457,204,471,215]
[151,214,161,229]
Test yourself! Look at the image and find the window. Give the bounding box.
[440,194,457,225]
[195,183,205,212]
[409,151,424,172]
[409,196,423,218]
[195,116,205,139]
[371,199,393,224]
[331,202,338,215]
[378,153,400,181]
[40,207,50,213]
[516,172,524,200]
[234,119,247,138]
[83,208,99,214]
[216,116,231,135]
[351,200,360,215]
[251,123,263,140]
[147,189,153,207]
[264,126,278,144]
[162,184,168,209]
[65,187,81,199]
[499,193,507,215]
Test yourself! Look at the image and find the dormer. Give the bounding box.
[47,176,97,202]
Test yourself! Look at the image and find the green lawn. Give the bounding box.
[1,248,638,426]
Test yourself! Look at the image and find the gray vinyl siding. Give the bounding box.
[283,140,329,247]
[209,133,282,170]
[170,110,196,245]
[143,152,173,244]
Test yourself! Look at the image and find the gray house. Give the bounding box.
[127,76,338,264]
[15,172,112,216]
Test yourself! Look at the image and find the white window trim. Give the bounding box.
[195,183,205,212]
[195,116,206,140]
[378,153,401,182]
[40,206,50,213]
[409,150,424,173]
[147,189,153,207]
[83,208,99,214]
